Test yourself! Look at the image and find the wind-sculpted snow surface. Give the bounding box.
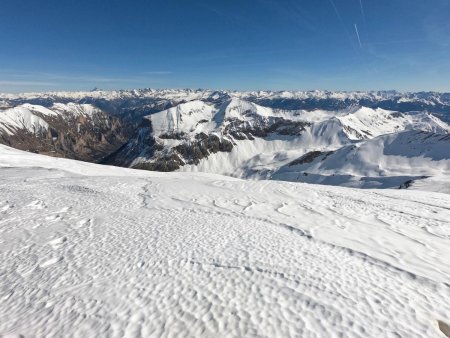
[0,145,450,337]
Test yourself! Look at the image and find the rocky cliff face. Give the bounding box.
[104,98,450,181]
[103,106,236,172]
[103,99,335,172]
[2,89,450,183]
[0,103,132,162]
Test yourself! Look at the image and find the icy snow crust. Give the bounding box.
[0,145,449,337]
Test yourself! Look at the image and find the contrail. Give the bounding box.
[328,0,345,25]
[354,24,362,47]
[359,0,366,22]
[328,0,355,50]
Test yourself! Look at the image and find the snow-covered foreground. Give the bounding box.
[1,145,450,337]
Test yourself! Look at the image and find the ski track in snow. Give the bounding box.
[0,160,450,336]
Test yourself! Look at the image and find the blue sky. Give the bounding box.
[1,0,449,92]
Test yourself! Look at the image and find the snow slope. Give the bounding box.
[51,102,104,117]
[125,99,450,184]
[0,103,103,136]
[0,105,56,135]
[148,100,217,137]
[336,107,450,140]
[1,145,450,337]
[272,131,450,189]
[0,102,130,163]
[2,91,450,189]
[2,88,450,127]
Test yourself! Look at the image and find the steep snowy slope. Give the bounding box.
[0,103,130,162]
[50,102,105,117]
[336,107,450,139]
[106,98,332,173]
[1,145,450,337]
[149,100,217,137]
[106,99,450,183]
[272,131,450,189]
[0,103,109,135]
[0,104,57,135]
[2,90,450,190]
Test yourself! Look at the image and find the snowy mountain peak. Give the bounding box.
[51,103,103,117]
[2,89,450,191]
[146,100,216,137]
[105,97,450,188]
[221,98,274,119]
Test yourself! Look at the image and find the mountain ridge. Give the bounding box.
[103,98,450,191]
[2,89,450,123]
[0,102,131,162]
[2,89,450,190]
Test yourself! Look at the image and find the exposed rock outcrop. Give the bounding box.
[0,103,132,162]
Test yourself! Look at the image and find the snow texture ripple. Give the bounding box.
[0,145,449,337]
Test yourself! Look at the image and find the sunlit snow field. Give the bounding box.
[0,145,449,337]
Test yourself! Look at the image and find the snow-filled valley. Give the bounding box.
[1,145,450,337]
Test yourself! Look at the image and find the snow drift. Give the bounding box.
[0,145,449,337]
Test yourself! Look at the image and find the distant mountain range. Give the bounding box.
[2,89,450,122]
[1,89,450,190]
